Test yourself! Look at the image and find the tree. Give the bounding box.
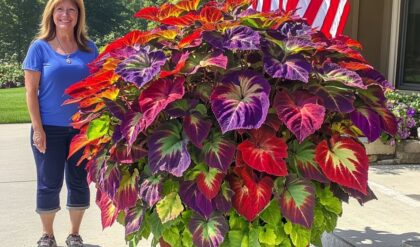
[0,0,44,61]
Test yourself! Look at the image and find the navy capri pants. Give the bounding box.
[31,125,90,214]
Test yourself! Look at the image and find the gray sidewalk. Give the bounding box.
[0,124,419,247]
[0,124,151,247]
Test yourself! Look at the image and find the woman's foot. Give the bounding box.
[37,234,57,247]
[65,234,84,247]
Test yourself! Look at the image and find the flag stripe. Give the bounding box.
[296,0,311,17]
[320,0,340,37]
[253,0,349,37]
[271,0,280,11]
[330,0,348,37]
[336,1,350,36]
[312,0,330,29]
[286,0,300,11]
[262,0,272,11]
[303,0,323,25]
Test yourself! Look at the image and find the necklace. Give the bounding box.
[56,37,73,64]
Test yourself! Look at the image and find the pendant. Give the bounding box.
[66,57,72,64]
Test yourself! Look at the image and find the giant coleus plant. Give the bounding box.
[65,0,397,246]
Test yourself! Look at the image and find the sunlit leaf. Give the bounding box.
[156,192,184,224]
[279,175,315,228]
[315,135,369,194]
[211,70,270,133]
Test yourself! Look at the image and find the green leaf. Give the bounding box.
[87,115,110,140]
[156,192,184,224]
[163,179,180,195]
[149,211,164,239]
[182,228,194,247]
[227,230,243,247]
[284,222,311,247]
[316,186,342,215]
[229,211,248,230]
[248,227,261,247]
[162,227,181,247]
[258,226,277,245]
[260,200,281,226]
[193,104,208,116]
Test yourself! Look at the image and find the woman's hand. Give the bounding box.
[33,128,46,153]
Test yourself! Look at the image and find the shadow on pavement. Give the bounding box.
[335,227,420,246]
[370,165,420,175]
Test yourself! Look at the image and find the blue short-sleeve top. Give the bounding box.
[22,39,98,127]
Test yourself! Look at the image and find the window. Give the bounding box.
[397,0,420,90]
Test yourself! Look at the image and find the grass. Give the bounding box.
[0,87,30,124]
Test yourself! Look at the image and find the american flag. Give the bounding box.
[252,0,350,38]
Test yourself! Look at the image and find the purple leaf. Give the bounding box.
[115,47,166,88]
[188,213,228,247]
[148,120,191,177]
[125,204,145,236]
[110,143,147,164]
[223,26,260,50]
[210,70,270,133]
[308,83,355,113]
[202,132,235,173]
[184,113,212,148]
[202,31,224,50]
[350,106,382,142]
[321,62,366,89]
[103,99,126,120]
[139,176,162,207]
[102,165,121,200]
[121,112,146,147]
[180,182,214,218]
[263,53,311,82]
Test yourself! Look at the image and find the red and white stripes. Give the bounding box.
[252,0,350,38]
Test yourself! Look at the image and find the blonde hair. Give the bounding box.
[36,0,91,52]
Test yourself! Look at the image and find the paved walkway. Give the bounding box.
[0,124,419,247]
[0,124,151,247]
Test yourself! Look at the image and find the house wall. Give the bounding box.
[344,0,394,80]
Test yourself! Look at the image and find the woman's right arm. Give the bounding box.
[25,70,46,153]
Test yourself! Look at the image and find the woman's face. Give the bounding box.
[53,0,78,34]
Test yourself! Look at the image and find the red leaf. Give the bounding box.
[274,90,325,142]
[197,168,224,200]
[160,52,190,78]
[65,71,114,99]
[176,0,200,11]
[230,167,273,221]
[68,131,92,158]
[160,13,199,26]
[178,30,203,49]
[315,135,369,194]
[238,126,288,176]
[200,6,223,23]
[96,189,119,229]
[134,6,159,21]
[139,77,185,129]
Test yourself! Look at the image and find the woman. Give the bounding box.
[22,0,98,246]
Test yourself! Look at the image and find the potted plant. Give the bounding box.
[65,0,397,246]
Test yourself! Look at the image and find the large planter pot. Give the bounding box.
[362,138,396,163]
[396,139,420,164]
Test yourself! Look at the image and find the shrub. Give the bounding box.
[66,1,397,246]
[0,54,24,89]
[385,91,420,142]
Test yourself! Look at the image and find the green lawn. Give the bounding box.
[0,87,30,123]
